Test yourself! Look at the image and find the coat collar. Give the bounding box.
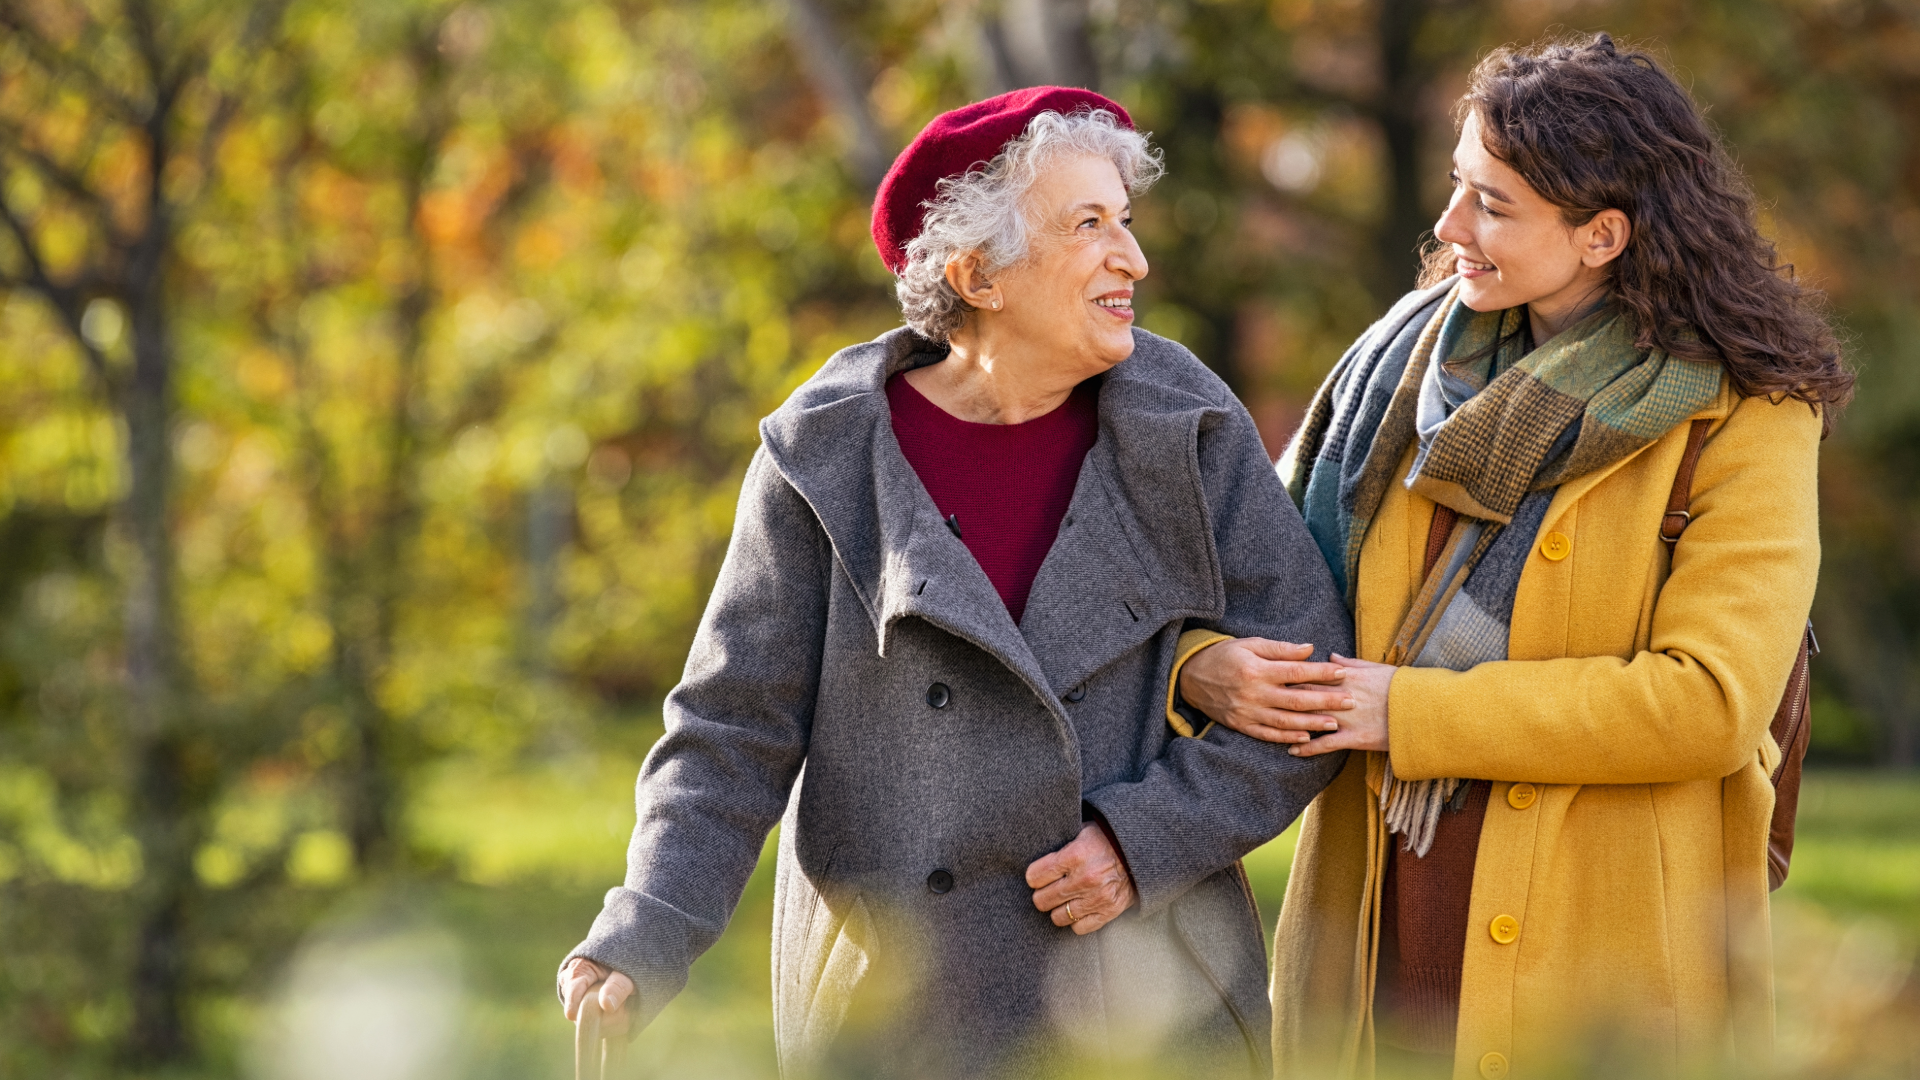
[1541,373,1735,534]
[759,326,1230,702]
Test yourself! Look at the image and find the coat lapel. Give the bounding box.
[760,327,1234,707]
[1019,370,1228,694]
[758,329,1055,707]
[1539,377,1734,536]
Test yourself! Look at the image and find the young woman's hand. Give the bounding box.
[1178,638,1353,744]
[1287,654,1394,758]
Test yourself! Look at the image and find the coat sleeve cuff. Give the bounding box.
[1167,629,1232,737]
[1388,665,1460,781]
[553,885,716,1037]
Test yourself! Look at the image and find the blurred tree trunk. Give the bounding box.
[1372,0,1440,299]
[264,18,457,872]
[986,0,1100,90]
[1151,79,1246,391]
[1820,547,1920,767]
[0,1,276,1060]
[783,0,891,191]
[119,136,194,1062]
[342,29,447,868]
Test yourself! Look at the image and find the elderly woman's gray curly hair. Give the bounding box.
[896,108,1164,342]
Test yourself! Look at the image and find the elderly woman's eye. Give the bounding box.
[1081,217,1100,228]
[1449,170,1462,187]
[1122,217,1133,229]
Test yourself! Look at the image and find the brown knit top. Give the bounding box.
[1375,782,1489,1053]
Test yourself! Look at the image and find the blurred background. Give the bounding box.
[0,0,1916,1076]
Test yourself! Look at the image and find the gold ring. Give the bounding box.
[1063,902,1076,923]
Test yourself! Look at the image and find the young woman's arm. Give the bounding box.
[1386,394,1819,785]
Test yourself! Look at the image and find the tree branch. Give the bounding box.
[0,124,129,245]
[193,0,294,185]
[121,0,170,109]
[0,3,145,124]
[0,196,117,394]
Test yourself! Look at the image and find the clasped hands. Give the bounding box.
[1177,639,1393,756]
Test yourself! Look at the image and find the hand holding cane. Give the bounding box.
[574,995,628,1080]
[563,958,633,1080]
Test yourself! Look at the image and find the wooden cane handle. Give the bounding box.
[575,996,604,1080]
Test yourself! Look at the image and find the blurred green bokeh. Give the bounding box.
[2,0,1919,1075]
[216,767,1920,1080]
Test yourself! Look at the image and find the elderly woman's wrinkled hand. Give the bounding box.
[1179,637,1353,744]
[1025,822,1136,935]
[561,957,634,1037]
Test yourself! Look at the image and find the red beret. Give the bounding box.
[871,86,1134,275]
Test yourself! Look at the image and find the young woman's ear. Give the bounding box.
[1580,209,1633,268]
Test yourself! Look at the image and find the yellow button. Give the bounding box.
[1490,914,1520,944]
[1540,531,1572,561]
[1480,1051,1510,1079]
[1507,782,1538,810]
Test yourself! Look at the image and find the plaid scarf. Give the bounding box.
[1283,283,1722,854]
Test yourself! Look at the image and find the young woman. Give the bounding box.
[1172,33,1852,1080]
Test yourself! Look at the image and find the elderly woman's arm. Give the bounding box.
[1082,402,1355,915]
[557,447,829,1032]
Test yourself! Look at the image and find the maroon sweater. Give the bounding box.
[885,373,1099,624]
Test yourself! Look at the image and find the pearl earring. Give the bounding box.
[992,299,1000,309]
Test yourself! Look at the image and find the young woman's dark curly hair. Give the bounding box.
[1420,33,1854,430]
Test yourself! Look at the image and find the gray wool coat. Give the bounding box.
[564,326,1353,1079]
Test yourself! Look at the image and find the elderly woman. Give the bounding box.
[554,88,1353,1078]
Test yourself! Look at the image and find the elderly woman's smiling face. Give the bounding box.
[963,153,1148,371]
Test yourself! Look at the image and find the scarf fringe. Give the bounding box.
[1380,760,1465,858]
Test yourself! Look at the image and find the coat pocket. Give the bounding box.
[781,894,875,1075]
[1170,871,1274,1071]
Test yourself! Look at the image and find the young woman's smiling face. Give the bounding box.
[1434,111,1632,337]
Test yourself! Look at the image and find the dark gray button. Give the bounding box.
[927,869,954,894]
[926,683,951,708]
[1065,683,1087,703]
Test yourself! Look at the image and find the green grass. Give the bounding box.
[1775,771,1920,935]
[244,768,1919,1080]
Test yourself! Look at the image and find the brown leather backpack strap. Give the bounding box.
[1657,413,1813,892]
[1661,418,1714,545]
[1658,417,1720,541]
[1766,622,1816,890]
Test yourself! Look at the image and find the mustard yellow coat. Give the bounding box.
[1268,382,1821,1080]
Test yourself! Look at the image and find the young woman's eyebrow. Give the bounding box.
[1452,158,1516,205]
[1472,181,1515,204]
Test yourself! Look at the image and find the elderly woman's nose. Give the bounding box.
[1109,227,1149,279]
